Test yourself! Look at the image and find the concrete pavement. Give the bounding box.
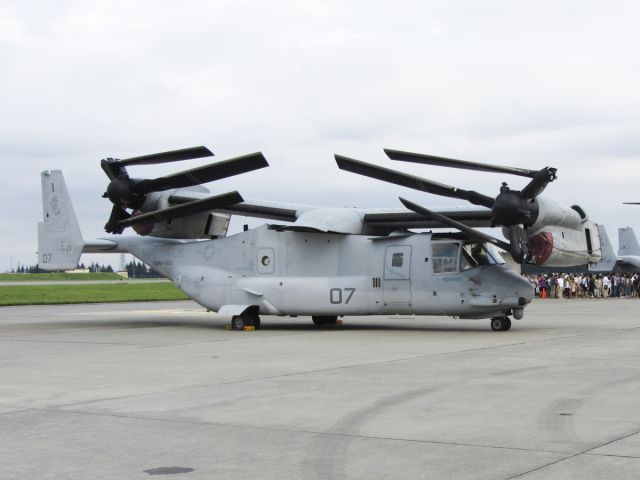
[1,299,640,479]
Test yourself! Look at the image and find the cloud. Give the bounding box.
[2,0,640,270]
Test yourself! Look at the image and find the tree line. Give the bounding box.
[125,261,163,278]
[9,261,163,278]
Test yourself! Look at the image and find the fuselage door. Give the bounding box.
[383,245,412,306]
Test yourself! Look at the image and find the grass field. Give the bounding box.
[0,282,189,306]
[0,272,124,282]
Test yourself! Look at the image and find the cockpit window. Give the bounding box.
[432,242,459,273]
[485,244,506,264]
[461,242,505,270]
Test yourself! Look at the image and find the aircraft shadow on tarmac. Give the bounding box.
[29,318,521,333]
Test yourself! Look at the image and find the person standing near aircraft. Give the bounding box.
[538,275,548,298]
[603,275,610,297]
[625,274,633,298]
[586,275,591,297]
[595,275,603,298]
[557,274,564,299]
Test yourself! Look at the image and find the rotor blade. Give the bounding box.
[131,152,269,194]
[507,225,531,264]
[117,146,214,167]
[104,205,131,234]
[399,197,511,251]
[384,149,540,179]
[117,191,244,228]
[623,202,640,205]
[101,159,121,181]
[520,167,558,200]
[335,154,494,208]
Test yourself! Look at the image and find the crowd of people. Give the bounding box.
[524,273,640,299]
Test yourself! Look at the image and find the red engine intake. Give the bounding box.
[130,211,154,236]
[529,231,554,265]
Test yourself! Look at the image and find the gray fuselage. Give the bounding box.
[117,225,533,319]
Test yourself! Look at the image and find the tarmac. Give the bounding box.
[1,299,640,479]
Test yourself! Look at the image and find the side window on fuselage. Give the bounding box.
[432,242,459,274]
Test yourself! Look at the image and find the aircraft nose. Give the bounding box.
[514,274,535,303]
[493,268,534,307]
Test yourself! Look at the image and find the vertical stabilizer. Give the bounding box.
[590,225,617,272]
[618,227,640,256]
[38,170,84,271]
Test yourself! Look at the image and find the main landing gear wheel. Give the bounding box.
[312,315,338,326]
[231,310,261,330]
[490,316,512,331]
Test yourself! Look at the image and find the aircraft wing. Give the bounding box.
[170,195,299,222]
[219,201,493,234]
[215,200,299,223]
[362,207,493,230]
[171,191,493,234]
[617,255,640,269]
[172,194,364,233]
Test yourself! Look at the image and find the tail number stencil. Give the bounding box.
[329,288,356,304]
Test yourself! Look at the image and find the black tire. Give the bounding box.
[231,315,245,330]
[490,317,504,331]
[231,310,260,330]
[490,317,512,331]
[312,315,338,326]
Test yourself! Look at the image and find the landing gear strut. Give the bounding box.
[312,315,338,326]
[231,310,261,330]
[490,316,512,331]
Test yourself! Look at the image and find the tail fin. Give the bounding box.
[590,225,617,272]
[618,227,640,256]
[38,170,84,271]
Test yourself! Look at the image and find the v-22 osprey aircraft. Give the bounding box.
[38,146,603,331]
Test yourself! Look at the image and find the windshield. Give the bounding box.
[460,242,505,270]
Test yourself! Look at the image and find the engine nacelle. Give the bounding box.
[134,212,231,239]
[529,197,584,231]
[504,197,601,267]
[525,222,602,266]
[131,189,231,239]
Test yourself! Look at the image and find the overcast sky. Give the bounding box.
[2,0,640,271]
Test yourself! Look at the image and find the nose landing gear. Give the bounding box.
[490,316,512,331]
